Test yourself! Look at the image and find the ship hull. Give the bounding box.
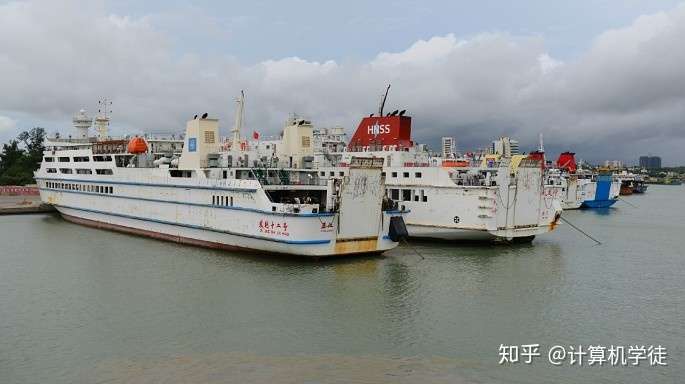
[53,204,399,257]
[633,184,648,193]
[407,223,551,241]
[561,201,583,210]
[581,199,618,208]
[581,175,619,209]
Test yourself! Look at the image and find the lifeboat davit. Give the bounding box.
[127,137,148,154]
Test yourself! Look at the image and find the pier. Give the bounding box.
[0,187,55,215]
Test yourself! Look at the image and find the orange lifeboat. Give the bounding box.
[442,159,469,167]
[127,137,148,154]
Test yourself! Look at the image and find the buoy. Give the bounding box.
[127,137,148,154]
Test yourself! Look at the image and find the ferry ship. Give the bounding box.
[552,152,596,210]
[299,94,563,242]
[615,172,648,194]
[580,173,620,208]
[34,106,407,257]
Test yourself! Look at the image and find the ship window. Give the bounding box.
[59,168,73,174]
[230,196,233,206]
[330,171,335,176]
[73,156,89,162]
[212,196,216,205]
[402,189,411,201]
[44,157,54,162]
[223,170,227,179]
[320,171,325,176]
[339,172,344,176]
[403,172,409,178]
[391,189,399,200]
[47,168,57,173]
[415,172,422,178]
[221,196,225,205]
[76,169,92,174]
[381,172,386,177]
[169,170,191,178]
[59,157,70,162]
[391,172,397,178]
[272,206,276,212]
[96,169,113,175]
[422,190,428,202]
[93,155,113,162]
[204,130,215,144]
[225,196,230,206]
[414,194,419,202]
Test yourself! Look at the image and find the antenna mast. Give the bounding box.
[538,132,545,152]
[378,84,391,117]
[231,90,245,147]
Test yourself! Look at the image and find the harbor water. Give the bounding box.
[1,185,682,383]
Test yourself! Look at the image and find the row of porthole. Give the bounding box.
[45,181,114,194]
[45,168,113,175]
[212,195,234,207]
[43,156,112,163]
[383,171,423,179]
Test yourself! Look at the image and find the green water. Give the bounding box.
[1,186,682,383]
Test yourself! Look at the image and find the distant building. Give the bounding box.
[604,160,623,168]
[491,137,519,157]
[441,137,456,158]
[639,156,662,169]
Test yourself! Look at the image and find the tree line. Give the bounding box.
[0,127,45,185]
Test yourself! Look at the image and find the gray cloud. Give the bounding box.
[1,1,684,164]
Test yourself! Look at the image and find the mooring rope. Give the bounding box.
[401,237,425,260]
[618,197,638,208]
[560,216,602,245]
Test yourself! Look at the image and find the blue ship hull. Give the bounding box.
[581,199,618,208]
[582,174,617,209]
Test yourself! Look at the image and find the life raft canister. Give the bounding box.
[127,137,148,154]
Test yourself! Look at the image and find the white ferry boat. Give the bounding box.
[550,152,596,210]
[551,152,620,209]
[35,107,407,257]
[324,120,562,241]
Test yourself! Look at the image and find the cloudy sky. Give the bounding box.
[1,0,684,165]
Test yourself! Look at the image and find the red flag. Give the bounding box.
[253,131,259,140]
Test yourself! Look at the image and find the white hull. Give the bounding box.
[561,201,583,210]
[54,205,397,256]
[40,184,399,257]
